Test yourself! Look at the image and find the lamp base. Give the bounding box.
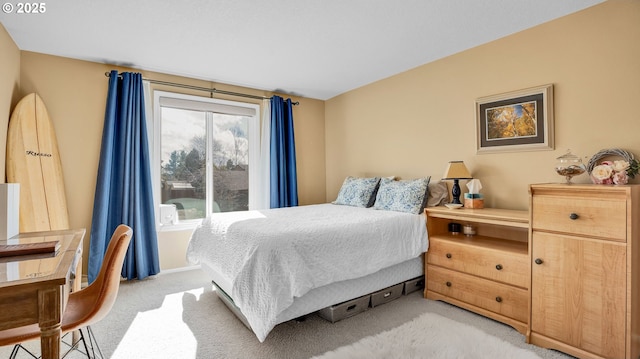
[451,179,462,205]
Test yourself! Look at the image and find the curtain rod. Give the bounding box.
[104,72,299,105]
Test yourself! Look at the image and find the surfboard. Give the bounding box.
[6,93,70,233]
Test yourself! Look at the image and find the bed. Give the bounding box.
[186,176,443,342]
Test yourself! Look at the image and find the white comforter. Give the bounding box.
[186,203,428,342]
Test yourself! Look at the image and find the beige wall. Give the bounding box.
[325,0,640,210]
[4,0,638,272]
[0,24,20,182]
[6,46,325,273]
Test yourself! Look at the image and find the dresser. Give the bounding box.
[424,207,530,335]
[529,184,640,359]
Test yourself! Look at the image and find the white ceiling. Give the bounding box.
[1,0,603,100]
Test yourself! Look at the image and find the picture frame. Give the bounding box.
[476,84,554,154]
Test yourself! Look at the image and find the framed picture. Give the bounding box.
[476,84,554,154]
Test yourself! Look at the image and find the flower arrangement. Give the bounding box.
[590,160,638,185]
[587,149,639,185]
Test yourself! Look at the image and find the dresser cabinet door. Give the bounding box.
[531,232,626,358]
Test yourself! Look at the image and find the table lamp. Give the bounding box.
[442,161,472,205]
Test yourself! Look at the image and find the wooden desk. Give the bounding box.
[0,229,84,359]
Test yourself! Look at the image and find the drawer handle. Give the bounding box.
[495,296,502,303]
[495,264,503,270]
[569,213,579,220]
[535,258,544,265]
[446,253,452,259]
[446,281,452,287]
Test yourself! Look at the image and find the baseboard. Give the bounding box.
[79,265,201,288]
[158,265,201,275]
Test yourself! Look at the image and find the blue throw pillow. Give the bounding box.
[333,176,381,207]
[373,177,431,214]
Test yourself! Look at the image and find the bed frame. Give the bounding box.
[203,255,424,332]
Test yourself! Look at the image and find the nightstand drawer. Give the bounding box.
[427,265,528,323]
[427,237,528,288]
[532,194,626,241]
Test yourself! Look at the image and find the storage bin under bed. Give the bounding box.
[318,276,424,323]
[318,294,370,323]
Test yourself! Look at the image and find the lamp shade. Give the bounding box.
[442,161,472,180]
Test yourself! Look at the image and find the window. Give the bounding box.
[151,91,260,229]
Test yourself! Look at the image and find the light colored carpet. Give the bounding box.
[312,312,542,359]
[0,268,573,359]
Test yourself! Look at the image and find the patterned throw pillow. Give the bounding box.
[373,177,431,214]
[333,176,381,207]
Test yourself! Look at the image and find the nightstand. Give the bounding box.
[424,206,529,335]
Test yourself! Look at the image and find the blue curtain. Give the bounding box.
[88,70,160,283]
[270,96,298,208]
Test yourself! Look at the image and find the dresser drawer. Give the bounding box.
[427,265,528,322]
[426,237,528,288]
[531,194,626,241]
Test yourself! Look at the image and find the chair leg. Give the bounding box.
[9,344,38,359]
[59,326,104,359]
[9,345,19,359]
[85,326,104,359]
[78,328,92,358]
[8,327,104,359]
